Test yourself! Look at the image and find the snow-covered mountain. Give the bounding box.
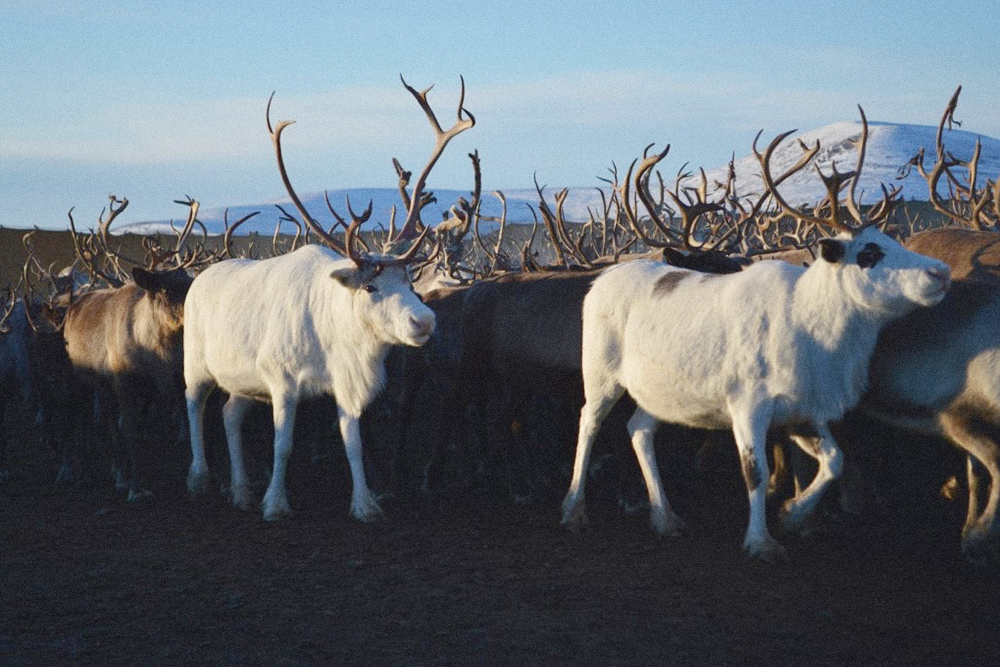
[699,121,1000,207]
[122,121,1000,235]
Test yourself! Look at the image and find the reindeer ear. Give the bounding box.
[330,266,363,289]
[818,238,846,264]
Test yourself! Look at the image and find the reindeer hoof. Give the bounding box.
[560,501,589,533]
[262,494,293,521]
[350,497,386,523]
[778,499,808,536]
[652,512,686,537]
[742,536,787,564]
[186,470,210,496]
[962,529,999,565]
[231,485,254,512]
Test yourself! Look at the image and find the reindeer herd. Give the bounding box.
[2,82,1000,563]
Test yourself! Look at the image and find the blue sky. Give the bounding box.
[2,0,998,229]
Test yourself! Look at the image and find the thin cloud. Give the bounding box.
[3,69,995,174]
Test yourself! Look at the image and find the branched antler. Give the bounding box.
[395,75,476,243]
[901,86,997,230]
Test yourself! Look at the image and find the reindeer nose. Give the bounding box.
[410,315,433,337]
[928,264,951,283]
[926,264,951,293]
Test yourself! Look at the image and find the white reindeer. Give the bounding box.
[561,125,952,561]
[185,78,472,520]
[184,242,434,520]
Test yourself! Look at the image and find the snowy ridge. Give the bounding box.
[121,121,1000,235]
[697,121,1000,208]
[121,187,609,236]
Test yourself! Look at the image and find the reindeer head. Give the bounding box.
[816,226,951,314]
[265,77,473,349]
[132,266,194,332]
[330,258,435,347]
[756,108,951,316]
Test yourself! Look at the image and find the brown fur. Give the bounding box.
[841,228,1000,560]
[740,451,764,492]
[652,270,693,296]
[61,268,192,497]
[905,227,1000,283]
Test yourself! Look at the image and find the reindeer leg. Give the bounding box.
[339,404,384,522]
[730,399,785,563]
[780,426,844,536]
[56,383,92,485]
[117,377,152,502]
[223,394,255,512]
[185,380,214,496]
[262,390,297,521]
[561,383,624,532]
[627,407,684,536]
[939,410,1000,562]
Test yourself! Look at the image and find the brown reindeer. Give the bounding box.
[903,227,1000,283]
[61,266,192,498]
[60,198,197,499]
[852,227,1000,561]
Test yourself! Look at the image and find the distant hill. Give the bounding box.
[121,120,1000,236]
[699,121,1000,207]
[120,187,607,236]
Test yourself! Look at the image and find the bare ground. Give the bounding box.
[2,423,999,667]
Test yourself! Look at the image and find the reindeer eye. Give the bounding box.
[856,243,884,269]
[362,283,378,294]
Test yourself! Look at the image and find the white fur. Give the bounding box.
[184,244,435,521]
[561,226,950,561]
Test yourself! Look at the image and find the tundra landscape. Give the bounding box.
[3,80,1000,667]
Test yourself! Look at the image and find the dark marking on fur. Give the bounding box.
[660,247,747,274]
[652,270,692,296]
[818,238,845,264]
[740,451,765,492]
[857,242,885,269]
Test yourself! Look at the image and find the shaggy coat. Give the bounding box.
[62,267,192,498]
[184,244,435,521]
[562,226,951,561]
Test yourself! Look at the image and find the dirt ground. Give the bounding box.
[2,417,1000,667]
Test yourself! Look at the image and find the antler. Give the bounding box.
[172,196,199,254]
[753,128,854,234]
[902,86,997,230]
[67,199,133,288]
[267,89,436,269]
[533,176,573,267]
[267,92,353,259]
[633,144,686,246]
[394,75,476,242]
[220,209,261,259]
[0,286,16,335]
